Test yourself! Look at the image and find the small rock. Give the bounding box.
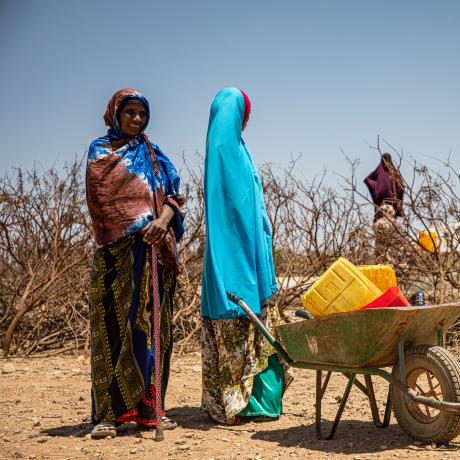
[77,355,85,362]
[28,456,37,459]
[130,448,138,454]
[184,432,194,438]
[134,438,142,444]
[79,396,85,401]
[347,442,354,448]
[2,362,16,374]
[177,445,190,451]
[221,437,230,442]
[36,436,49,443]
[380,445,388,449]
[32,420,41,428]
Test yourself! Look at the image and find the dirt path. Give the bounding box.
[1,352,460,459]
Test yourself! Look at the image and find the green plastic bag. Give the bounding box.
[239,354,284,418]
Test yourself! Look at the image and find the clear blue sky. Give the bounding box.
[1,0,459,186]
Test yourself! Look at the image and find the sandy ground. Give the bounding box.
[1,352,460,460]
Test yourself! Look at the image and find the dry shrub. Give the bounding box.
[0,160,92,355]
[1,145,460,356]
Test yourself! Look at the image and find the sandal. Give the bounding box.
[91,421,116,439]
[161,416,178,430]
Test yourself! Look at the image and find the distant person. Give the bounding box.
[364,153,405,264]
[364,153,405,222]
[86,88,185,438]
[201,87,292,424]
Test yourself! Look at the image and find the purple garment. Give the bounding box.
[364,160,404,221]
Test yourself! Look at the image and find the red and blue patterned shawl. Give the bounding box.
[86,88,185,272]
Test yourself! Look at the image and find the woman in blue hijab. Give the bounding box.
[201,87,292,424]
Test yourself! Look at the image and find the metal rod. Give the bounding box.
[320,371,332,399]
[342,373,369,396]
[364,375,392,428]
[398,340,412,403]
[316,372,356,440]
[398,341,405,385]
[437,327,445,347]
[315,370,322,437]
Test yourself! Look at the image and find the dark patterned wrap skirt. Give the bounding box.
[89,232,175,426]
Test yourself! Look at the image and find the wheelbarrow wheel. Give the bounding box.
[391,345,460,444]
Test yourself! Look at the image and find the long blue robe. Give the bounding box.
[201,87,277,319]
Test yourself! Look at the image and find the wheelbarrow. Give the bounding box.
[226,291,460,444]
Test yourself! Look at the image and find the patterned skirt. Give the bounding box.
[89,233,175,426]
[201,304,293,424]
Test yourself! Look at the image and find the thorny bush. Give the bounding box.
[1,148,460,356]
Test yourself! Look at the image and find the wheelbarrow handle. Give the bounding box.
[226,291,242,305]
[226,291,292,364]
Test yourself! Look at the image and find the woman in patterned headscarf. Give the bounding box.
[201,87,292,425]
[86,88,185,438]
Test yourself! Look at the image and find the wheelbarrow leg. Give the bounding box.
[316,370,355,440]
[342,373,368,395]
[364,375,392,428]
[319,371,332,399]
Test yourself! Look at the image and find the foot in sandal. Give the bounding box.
[91,421,116,439]
[161,415,178,430]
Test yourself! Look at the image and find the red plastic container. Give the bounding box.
[360,287,410,310]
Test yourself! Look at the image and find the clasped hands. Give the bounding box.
[141,205,174,246]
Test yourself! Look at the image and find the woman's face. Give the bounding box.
[118,101,148,137]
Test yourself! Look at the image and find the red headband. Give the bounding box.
[240,90,251,124]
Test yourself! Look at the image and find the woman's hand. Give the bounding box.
[142,205,174,245]
[142,218,168,245]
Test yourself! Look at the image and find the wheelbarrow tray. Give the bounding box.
[276,303,460,368]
